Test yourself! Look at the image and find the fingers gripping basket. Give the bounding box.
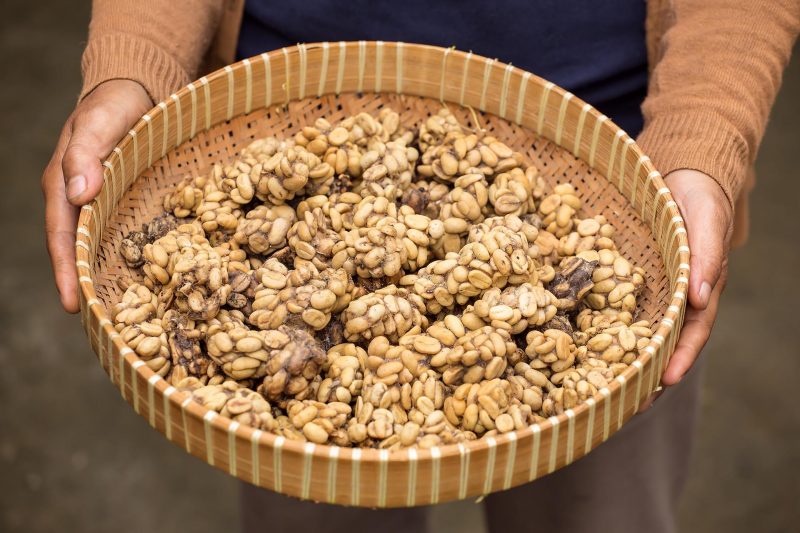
[76,42,689,507]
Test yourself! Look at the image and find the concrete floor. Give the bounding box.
[1,2,797,532]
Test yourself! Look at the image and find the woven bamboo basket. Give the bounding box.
[76,42,690,507]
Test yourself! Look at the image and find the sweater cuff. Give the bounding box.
[80,33,191,104]
[636,111,750,209]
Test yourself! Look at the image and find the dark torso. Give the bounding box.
[238,0,648,135]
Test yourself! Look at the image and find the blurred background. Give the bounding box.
[1,2,797,532]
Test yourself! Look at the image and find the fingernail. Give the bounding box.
[652,385,666,401]
[66,175,87,200]
[698,281,711,307]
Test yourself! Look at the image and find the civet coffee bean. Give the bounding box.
[115,107,654,448]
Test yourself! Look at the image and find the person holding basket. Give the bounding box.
[41,1,799,532]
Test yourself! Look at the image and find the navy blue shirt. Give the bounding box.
[238,1,648,136]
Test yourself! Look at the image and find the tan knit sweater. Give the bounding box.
[79,0,799,237]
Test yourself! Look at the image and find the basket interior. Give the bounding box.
[93,92,669,326]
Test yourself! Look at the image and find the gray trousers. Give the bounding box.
[241,359,703,533]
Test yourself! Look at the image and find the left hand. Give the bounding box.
[640,169,733,409]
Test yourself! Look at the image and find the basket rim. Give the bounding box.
[75,41,690,464]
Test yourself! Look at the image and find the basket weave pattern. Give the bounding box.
[76,42,689,507]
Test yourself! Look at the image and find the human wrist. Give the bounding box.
[80,33,190,104]
[637,110,749,210]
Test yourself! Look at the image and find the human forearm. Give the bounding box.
[80,0,224,103]
[46,1,223,312]
[638,0,799,207]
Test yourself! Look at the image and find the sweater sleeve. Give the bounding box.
[637,0,799,208]
[80,0,224,103]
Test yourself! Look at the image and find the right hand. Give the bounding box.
[42,79,153,313]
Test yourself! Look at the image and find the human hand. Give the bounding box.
[42,79,152,313]
[640,169,733,410]
[662,169,733,384]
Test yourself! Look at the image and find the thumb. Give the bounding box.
[62,103,132,205]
